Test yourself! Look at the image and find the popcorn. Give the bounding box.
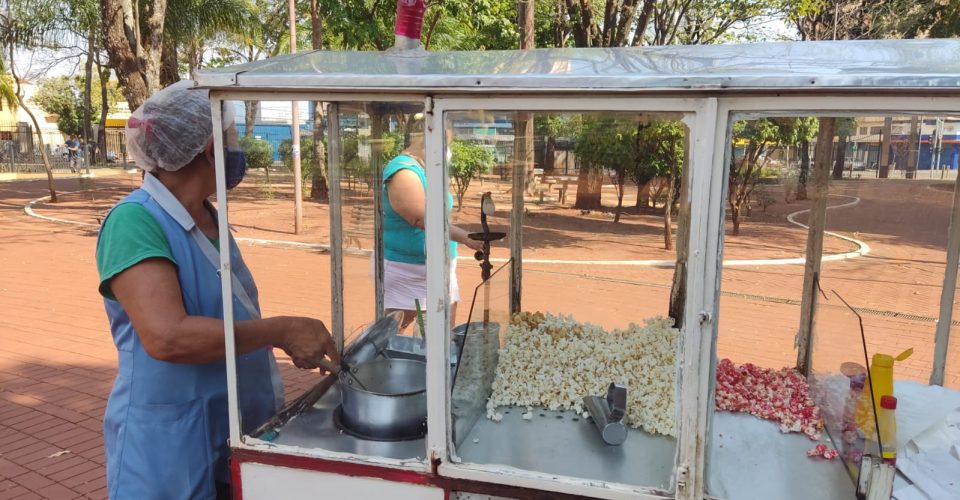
[807,444,839,460]
[522,411,533,420]
[486,312,680,437]
[715,358,823,440]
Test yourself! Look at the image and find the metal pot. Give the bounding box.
[339,358,426,439]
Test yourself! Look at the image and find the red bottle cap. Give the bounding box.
[880,395,897,409]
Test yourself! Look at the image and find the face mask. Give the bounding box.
[225,150,247,190]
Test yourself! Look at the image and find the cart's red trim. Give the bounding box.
[230,447,594,499]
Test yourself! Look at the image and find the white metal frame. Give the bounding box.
[700,95,960,497]
[211,87,960,499]
[429,96,701,500]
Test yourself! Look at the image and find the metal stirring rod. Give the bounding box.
[318,359,369,391]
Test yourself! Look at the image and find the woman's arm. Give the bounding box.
[110,257,339,369]
[387,169,482,252]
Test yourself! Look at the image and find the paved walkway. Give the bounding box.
[0,177,320,499]
[1,173,957,498]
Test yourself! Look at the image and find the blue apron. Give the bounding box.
[99,174,282,499]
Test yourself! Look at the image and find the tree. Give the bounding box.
[791,0,939,41]
[575,117,636,221]
[32,75,120,139]
[164,0,256,80]
[791,117,818,200]
[728,118,787,235]
[449,139,495,210]
[636,120,684,249]
[830,117,857,180]
[101,0,167,110]
[239,136,273,171]
[1,0,60,201]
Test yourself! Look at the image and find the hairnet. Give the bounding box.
[125,81,235,172]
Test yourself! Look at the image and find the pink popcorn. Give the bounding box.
[715,359,824,440]
[806,444,839,460]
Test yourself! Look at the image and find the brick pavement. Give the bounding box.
[2,173,959,498]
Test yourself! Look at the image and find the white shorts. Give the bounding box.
[372,257,461,311]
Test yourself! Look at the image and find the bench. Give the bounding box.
[542,175,577,205]
[344,203,375,250]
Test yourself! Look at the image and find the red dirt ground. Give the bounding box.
[2,170,958,498]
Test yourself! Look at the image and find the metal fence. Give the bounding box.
[0,124,129,174]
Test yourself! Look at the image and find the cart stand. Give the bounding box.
[197,39,960,500]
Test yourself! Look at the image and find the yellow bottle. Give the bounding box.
[877,395,898,464]
[855,348,912,436]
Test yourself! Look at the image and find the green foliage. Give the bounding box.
[535,114,582,139]
[318,0,516,51]
[917,0,960,38]
[449,139,495,209]
[575,118,636,172]
[279,136,318,189]
[635,120,685,186]
[239,136,273,171]
[575,117,684,188]
[31,76,104,136]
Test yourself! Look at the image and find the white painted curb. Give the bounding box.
[24,192,869,267]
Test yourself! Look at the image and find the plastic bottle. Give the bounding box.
[877,395,898,465]
[856,348,912,433]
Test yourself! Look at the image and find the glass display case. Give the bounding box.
[195,39,960,499]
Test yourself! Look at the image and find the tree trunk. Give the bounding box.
[94,51,110,166]
[574,167,603,210]
[19,97,56,201]
[635,180,649,208]
[667,132,691,327]
[663,139,678,251]
[101,0,167,110]
[83,31,94,168]
[309,0,329,202]
[160,38,180,87]
[795,117,836,374]
[879,116,892,178]
[310,102,329,202]
[731,203,741,236]
[796,138,810,200]
[244,101,258,138]
[10,47,56,201]
[832,136,847,180]
[545,135,556,172]
[613,170,625,223]
[905,115,920,179]
[520,0,535,49]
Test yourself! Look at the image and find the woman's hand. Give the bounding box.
[279,317,340,373]
[463,237,484,253]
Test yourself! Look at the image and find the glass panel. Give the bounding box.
[445,110,688,492]
[230,100,436,463]
[220,99,332,427]
[451,260,512,448]
[708,114,956,499]
[809,288,881,484]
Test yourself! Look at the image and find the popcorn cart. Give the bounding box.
[196,38,960,499]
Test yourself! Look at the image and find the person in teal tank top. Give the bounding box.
[381,116,483,331]
[96,82,340,500]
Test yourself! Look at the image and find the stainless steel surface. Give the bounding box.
[458,406,676,490]
[196,40,960,93]
[583,383,629,446]
[339,358,427,439]
[342,312,402,367]
[271,383,425,459]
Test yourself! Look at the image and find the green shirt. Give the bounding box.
[97,203,177,300]
[96,204,222,300]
